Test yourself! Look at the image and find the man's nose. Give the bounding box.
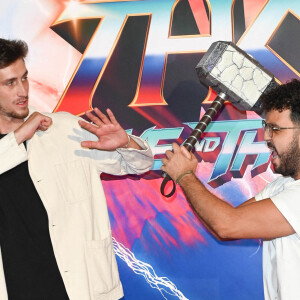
[17,81,28,97]
[263,129,271,141]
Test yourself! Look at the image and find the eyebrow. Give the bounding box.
[264,121,280,129]
[2,70,28,83]
[267,121,287,128]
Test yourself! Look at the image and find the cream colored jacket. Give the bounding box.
[0,110,153,300]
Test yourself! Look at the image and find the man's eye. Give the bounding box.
[6,81,13,86]
[272,127,280,132]
[22,76,28,81]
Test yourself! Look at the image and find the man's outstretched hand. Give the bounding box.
[79,108,141,151]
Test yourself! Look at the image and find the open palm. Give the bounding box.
[78,108,128,151]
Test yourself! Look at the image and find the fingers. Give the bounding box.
[164,143,185,160]
[161,157,168,166]
[161,148,173,168]
[94,107,112,125]
[165,149,173,159]
[173,143,193,159]
[161,142,198,180]
[85,110,105,127]
[85,107,117,127]
[43,116,52,125]
[162,142,195,166]
[81,140,98,149]
[180,145,192,159]
[39,118,52,131]
[172,142,180,152]
[162,143,181,165]
[78,119,98,134]
[31,113,52,130]
[106,108,118,125]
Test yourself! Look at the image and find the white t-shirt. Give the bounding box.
[255,176,300,300]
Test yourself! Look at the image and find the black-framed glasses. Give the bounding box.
[262,120,300,138]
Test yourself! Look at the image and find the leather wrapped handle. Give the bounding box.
[160,174,176,198]
[160,94,226,197]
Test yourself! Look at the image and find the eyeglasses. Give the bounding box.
[262,120,300,138]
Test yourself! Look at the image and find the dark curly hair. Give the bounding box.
[260,79,300,125]
[0,38,28,69]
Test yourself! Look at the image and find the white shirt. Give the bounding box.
[256,176,300,300]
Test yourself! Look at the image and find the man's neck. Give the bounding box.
[0,117,24,134]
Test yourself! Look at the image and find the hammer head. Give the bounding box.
[196,41,278,113]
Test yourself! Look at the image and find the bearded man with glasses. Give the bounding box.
[161,79,300,300]
[261,117,300,178]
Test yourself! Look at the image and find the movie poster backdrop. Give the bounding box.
[1,0,300,299]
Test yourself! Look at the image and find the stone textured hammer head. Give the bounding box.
[196,41,278,113]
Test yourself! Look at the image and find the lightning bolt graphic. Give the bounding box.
[112,237,188,300]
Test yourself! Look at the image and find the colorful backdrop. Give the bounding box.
[1,0,300,299]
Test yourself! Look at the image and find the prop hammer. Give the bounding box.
[161,41,278,197]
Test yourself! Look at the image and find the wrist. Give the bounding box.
[175,170,194,185]
[121,134,131,148]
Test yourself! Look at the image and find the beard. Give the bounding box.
[0,101,29,120]
[270,134,300,178]
[8,109,29,119]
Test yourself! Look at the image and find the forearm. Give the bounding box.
[14,112,52,144]
[14,126,28,144]
[188,204,224,240]
[178,172,236,238]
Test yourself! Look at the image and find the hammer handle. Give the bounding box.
[183,95,225,150]
[160,94,226,197]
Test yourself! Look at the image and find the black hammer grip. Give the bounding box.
[160,94,226,197]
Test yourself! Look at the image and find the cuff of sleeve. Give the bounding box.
[117,135,149,152]
[0,132,27,175]
[6,131,27,154]
[115,135,153,173]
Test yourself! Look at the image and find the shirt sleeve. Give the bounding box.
[87,134,153,175]
[67,113,154,175]
[271,181,300,235]
[114,135,153,174]
[255,176,283,201]
[0,132,27,175]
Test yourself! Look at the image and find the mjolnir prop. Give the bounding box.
[160,41,278,197]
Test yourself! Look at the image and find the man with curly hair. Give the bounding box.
[162,79,300,300]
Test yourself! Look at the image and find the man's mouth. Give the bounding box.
[16,98,28,106]
[271,149,278,159]
[267,142,279,160]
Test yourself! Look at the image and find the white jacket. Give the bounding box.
[0,110,153,300]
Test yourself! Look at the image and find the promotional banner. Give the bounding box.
[1,0,299,299]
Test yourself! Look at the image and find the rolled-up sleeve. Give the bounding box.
[114,135,153,174]
[80,130,153,175]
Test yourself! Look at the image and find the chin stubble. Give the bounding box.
[273,135,300,178]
